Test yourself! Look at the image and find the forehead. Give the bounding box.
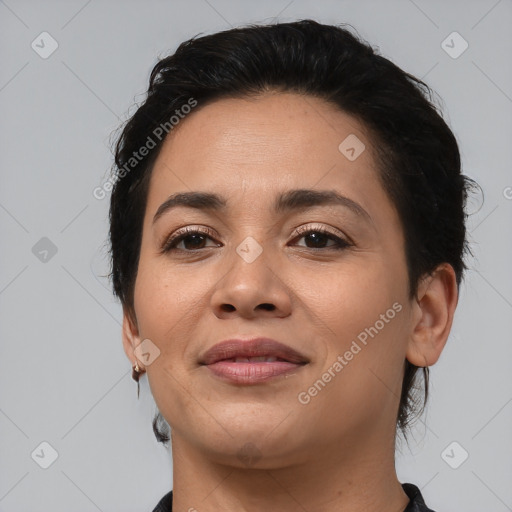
[146,92,390,219]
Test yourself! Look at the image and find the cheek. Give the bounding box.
[301,257,409,393]
[132,262,209,427]
[302,257,405,338]
[132,258,227,381]
[134,257,203,332]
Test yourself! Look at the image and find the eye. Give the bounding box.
[161,224,352,254]
[161,226,220,252]
[291,225,351,250]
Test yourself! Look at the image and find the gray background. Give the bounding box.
[1,0,511,511]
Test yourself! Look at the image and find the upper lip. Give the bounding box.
[200,338,309,365]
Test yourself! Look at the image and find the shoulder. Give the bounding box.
[151,485,438,512]
[151,490,173,512]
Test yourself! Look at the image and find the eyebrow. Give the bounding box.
[152,189,372,225]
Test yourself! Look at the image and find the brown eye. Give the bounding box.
[293,226,351,250]
[162,227,220,252]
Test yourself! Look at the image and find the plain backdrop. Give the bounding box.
[0,1,511,511]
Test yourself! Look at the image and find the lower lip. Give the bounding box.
[204,361,305,384]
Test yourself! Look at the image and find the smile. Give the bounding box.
[200,338,309,384]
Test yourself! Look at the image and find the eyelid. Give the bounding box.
[161,222,353,253]
[160,225,219,252]
[292,223,353,245]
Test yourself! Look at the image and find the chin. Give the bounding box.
[203,434,304,469]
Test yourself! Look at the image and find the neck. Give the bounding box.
[170,429,409,512]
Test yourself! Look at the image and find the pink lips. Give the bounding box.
[200,338,308,384]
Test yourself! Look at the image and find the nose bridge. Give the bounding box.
[210,235,291,318]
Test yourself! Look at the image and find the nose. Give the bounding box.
[210,246,292,320]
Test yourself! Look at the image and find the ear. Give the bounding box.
[122,307,144,370]
[406,263,459,367]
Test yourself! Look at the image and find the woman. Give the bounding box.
[108,19,472,512]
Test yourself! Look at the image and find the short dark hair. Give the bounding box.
[109,19,474,444]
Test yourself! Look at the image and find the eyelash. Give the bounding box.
[161,225,352,253]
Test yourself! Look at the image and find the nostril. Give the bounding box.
[218,303,275,313]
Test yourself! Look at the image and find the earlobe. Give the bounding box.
[406,263,459,368]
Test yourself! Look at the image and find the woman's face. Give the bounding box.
[125,92,417,466]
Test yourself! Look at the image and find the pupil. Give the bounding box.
[186,234,205,248]
[306,232,326,248]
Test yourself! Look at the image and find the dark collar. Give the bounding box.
[403,483,437,512]
[152,482,436,511]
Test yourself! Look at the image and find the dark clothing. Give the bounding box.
[151,482,436,511]
[402,483,437,511]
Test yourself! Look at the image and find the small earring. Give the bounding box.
[132,361,143,399]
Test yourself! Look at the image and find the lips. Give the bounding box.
[200,338,309,384]
[200,338,309,365]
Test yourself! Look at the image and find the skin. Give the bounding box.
[122,92,458,512]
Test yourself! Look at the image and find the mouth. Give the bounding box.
[200,338,309,384]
